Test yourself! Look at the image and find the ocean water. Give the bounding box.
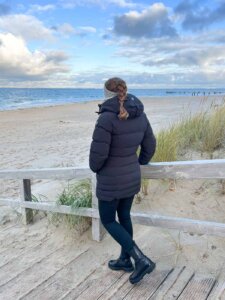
[0,88,225,111]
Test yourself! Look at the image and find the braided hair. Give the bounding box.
[104,77,129,120]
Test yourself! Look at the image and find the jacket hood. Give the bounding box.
[96,93,144,119]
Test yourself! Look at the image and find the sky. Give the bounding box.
[0,0,225,88]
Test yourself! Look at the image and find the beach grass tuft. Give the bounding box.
[140,100,225,196]
[49,179,92,234]
[199,106,225,156]
[152,126,178,162]
[153,102,225,161]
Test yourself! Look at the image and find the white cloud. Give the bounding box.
[143,47,225,68]
[0,33,69,82]
[114,3,177,38]
[110,25,225,67]
[0,14,54,41]
[78,26,96,33]
[175,0,225,32]
[70,69,225,88]
[53,23,96,37]
[61,0,138,9]
[56,23,76,35]
[108,0,137,8]
[28,4,56,13]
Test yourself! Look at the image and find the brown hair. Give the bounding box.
[105,77,129,120]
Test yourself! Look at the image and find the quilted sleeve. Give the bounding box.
[138,115,156,165]
[89,113,112,173]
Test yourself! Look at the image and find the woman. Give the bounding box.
[89,77,156,284]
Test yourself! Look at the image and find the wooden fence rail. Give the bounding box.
[0,159,225,241]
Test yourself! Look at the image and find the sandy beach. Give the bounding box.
[0,95,223,171]
[0,94,225,288]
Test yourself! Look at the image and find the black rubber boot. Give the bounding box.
[128,242,156,284]
[108,248,134,272]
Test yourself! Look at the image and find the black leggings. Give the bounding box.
[98,195,135,253]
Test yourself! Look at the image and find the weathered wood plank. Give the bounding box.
[1,158,225,244]
[2,199,225,238]
[21,251,108,300]
[0,198,98,218]
[0,218,49,253]
[108,274,134,300]
[0,241,63,287]
[97,272,130,300]
[20,179,33,224]
[91,174,106,242]
[0,245,89,300]
[161,267,195,299]
[123,269,172,300]
[0,224,22,242]
[0,159,224,181]
[178,273,216,299]
[60,264,124,300]
[0,167,92,180]
[0,236,50,269]
[150,266,185,299]
[141,159,225,179]
[75,271,124,300]
[109,269,166,300]
[207,275,225,300]
[131,212,225,238]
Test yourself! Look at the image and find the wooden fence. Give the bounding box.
[0,159,225,242]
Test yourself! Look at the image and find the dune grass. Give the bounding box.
[199,106,225,156]
[141,99,225,196]
[49,179,92,233]
[152,101,225,162]
[151,126,178,162]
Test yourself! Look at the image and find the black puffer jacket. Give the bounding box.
[89,93,156,201]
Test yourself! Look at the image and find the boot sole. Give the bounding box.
[108,265,134,272]
[129,263,156,284]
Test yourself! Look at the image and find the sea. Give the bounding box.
[0,88,225,111]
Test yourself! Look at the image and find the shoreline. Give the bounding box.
[0,98,102,113]
[0,94,224,113]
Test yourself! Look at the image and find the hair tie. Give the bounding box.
[118,100,129,120]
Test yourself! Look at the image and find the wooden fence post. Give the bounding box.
[20,179,33,224]
[91,174,106,241]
